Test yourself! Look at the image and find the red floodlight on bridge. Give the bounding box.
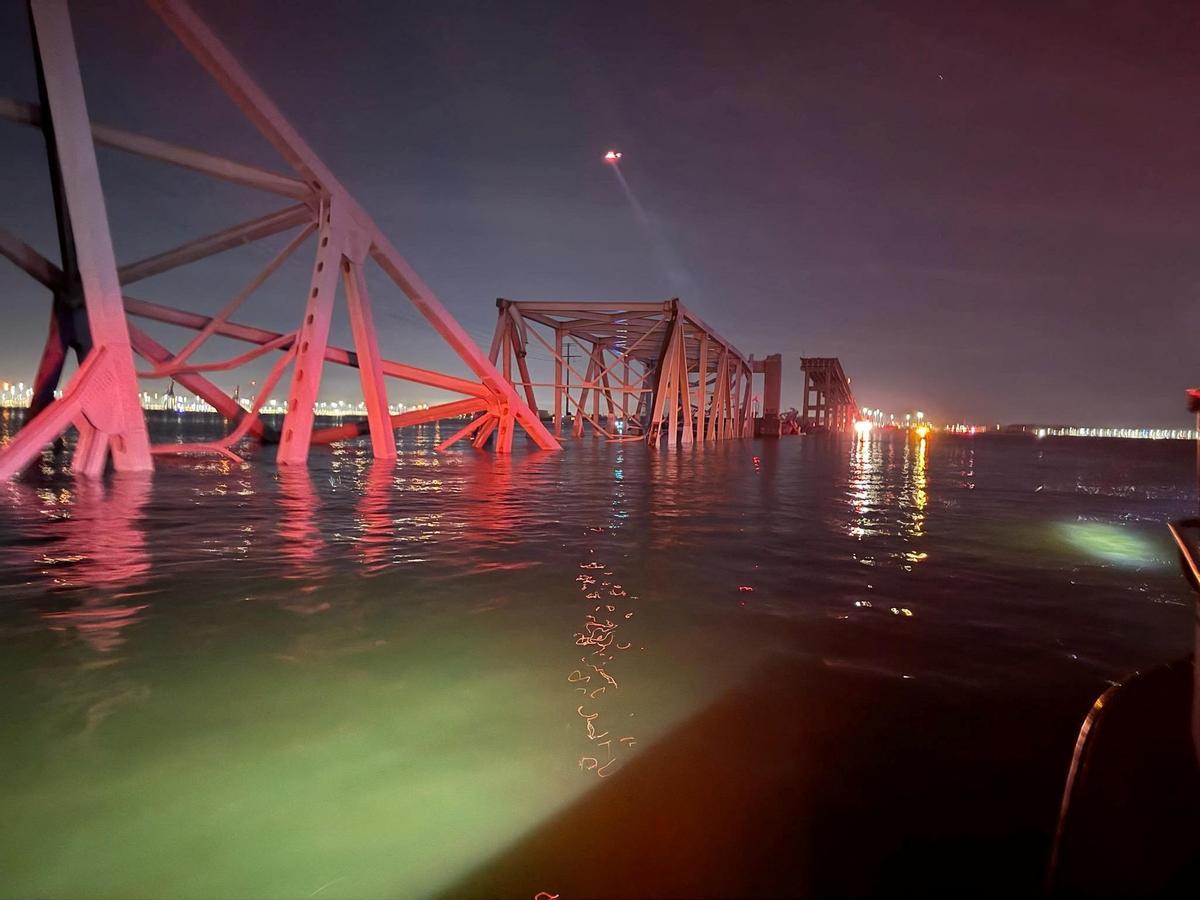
[0,0,559,480]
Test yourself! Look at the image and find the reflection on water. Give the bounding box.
[355,461,396,575]
[845,432,929,573]
[571,554,638,779]
[908,435,928,540]
[4,474,153,653]
[277,467,326,586]
[563,447,640,779]
[846,433,876,540]
[0,427,1196,898]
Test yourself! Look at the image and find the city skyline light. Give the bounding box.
[2,377,1194,442]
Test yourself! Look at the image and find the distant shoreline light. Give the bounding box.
[1028,425,1199,441]
[0,383,1195,439]
[939,423,1199,441]
[0,385,427,417]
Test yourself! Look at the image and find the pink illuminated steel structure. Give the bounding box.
[490,298,756,447]
[799,357,858,433]
[0,0,559,480]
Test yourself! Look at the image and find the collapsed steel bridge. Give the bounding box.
[0,0,860,480]
[799,357,858,433]
[0,0,559,480]
[491,298,758,446]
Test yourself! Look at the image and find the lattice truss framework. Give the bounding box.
[0,0,559,480]
[491,299,756,446]
[799,357,858,432]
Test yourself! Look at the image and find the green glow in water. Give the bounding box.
[1055,521,1170,570]
[2,436,1194,898]
[1,621,577,898]
[0,583,743,900]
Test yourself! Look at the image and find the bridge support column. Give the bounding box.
[341,251,396,460]
[799,358,857,433]
[5,0,152,478]
[757,353,782,437]
[553,327,563,437]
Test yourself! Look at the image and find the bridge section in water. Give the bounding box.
[0,0,860,480]
[492,298,764,447]
[0,0,556,481]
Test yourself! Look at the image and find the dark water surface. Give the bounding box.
[0,420,1195,898]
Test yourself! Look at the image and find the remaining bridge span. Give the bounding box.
[492,298,757,446]
[799,357,859,432]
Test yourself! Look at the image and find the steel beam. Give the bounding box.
[0,226,62,290]
[117,203,312,285]
[276,207,342,465]
[435,412,489,452]
[122,296,490,397]
[341,256,396,459]
[148,223,314,377]
[24,0,151,474]
[127,324,264,437]
[0,96,310,199]
[310,397,489,444]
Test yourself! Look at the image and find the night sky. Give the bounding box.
[1,0,1198,426]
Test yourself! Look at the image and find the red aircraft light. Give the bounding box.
[604,150,622,164]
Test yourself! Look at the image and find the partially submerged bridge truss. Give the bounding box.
[0,0,558,480]
[491,299,756,446]
[799,357,858,432]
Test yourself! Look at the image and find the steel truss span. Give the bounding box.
[491,298,756,447]
[799,357,858,433]
[0,0,559,480]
